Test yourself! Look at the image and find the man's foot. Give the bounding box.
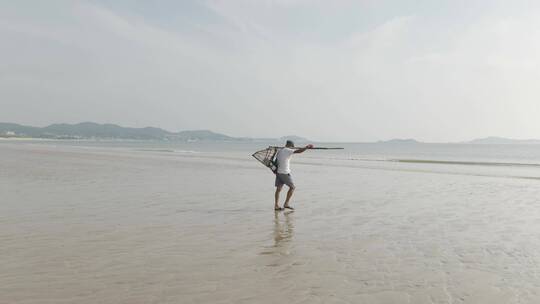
[283,205,294,210]
[275,207,284,211]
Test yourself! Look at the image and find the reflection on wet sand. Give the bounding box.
[259,211,295,259]
[273,211,294,250]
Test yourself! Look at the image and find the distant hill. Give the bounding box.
[278,135,309,143]
[0,123,41,137]
[467,137,540,145]
[377,138,420,144]
[40,122,170,139]
[0,122,306,142]
[173,130,234,141]
[0,122,239,141]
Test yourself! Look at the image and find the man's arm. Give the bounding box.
[293,144,314,154]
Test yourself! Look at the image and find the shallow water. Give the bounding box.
[2,142,540,303]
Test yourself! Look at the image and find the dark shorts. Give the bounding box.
[275,173,295,188]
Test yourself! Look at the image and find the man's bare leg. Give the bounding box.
[283,186,295,209]
[274,185,283,210]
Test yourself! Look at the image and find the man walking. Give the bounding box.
[274,140,313,210]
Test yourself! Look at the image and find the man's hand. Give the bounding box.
[294,144,313,154]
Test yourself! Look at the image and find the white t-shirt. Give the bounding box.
[276,148,295,174]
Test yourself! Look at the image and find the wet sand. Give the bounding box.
[2,143,540,303]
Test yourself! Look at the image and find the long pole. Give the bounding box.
[270,146,344,150]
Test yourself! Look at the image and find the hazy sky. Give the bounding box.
[2,0,540,142]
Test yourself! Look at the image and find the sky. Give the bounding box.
[2,0,540,142]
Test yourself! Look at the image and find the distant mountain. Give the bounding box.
[377,138,420,144]
[0,122,42,137]
[467,137,540,145]
[0,122,306,142]
[173,130,234,141]
[40,122,170,139]
[0,122,239,141]
[278,135,309,143]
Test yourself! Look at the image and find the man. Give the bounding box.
[274,140,313,210]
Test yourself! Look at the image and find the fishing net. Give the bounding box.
[252,146,279,173]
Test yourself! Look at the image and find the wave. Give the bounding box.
[386,158,540,168]
[134,149,198,154]
[306,155,540,168]
[175,150,199,154]
[294,158,540,181]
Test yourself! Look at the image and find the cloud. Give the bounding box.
[2,1,540,141]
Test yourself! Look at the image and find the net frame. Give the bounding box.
[251,146,279,173]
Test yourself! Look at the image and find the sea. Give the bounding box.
[2,139,540,303]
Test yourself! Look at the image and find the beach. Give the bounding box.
[2,141,540,303]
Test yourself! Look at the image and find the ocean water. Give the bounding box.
[2,140,540,303]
